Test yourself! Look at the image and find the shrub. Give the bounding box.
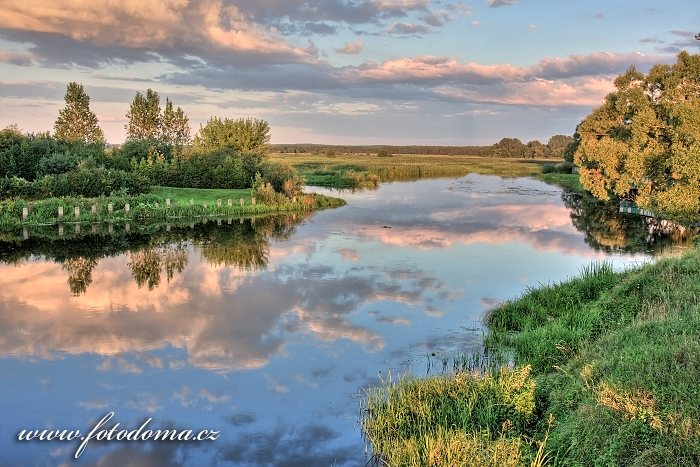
[542,164,556,174]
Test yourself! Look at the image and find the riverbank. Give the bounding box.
[0,187,345,228]
[362,247,700,466]
[270,153,559,187]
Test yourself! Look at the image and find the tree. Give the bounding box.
[193,117,270,154]
[54,82,105,145]
[574,51,700,221]
[546,134,574,159]
[125,89,161,141]
[160,98,191,157]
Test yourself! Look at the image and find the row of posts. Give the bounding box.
[18,194,295,222]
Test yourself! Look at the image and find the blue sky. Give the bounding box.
[0,0,697,144]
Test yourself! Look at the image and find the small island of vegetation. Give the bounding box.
[0,83,344,229]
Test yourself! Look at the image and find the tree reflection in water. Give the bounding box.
[0,213,309,294]
[561,188,685,253]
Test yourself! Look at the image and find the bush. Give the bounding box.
[554,161,574,173]
[542,164,556,174]
[37,152,80,177]
[261,161,304,197]
[0,168,150,199]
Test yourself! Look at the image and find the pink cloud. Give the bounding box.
[335,39,364,55]
[0,0,310,59]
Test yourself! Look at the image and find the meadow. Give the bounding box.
[270,153,559,187]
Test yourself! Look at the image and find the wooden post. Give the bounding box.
[166,198,171,207]
[190,199,194,205]
[22,207,28,221]
[58,224,64,236]
[227,218,232,224]
[108,223,113,234]
[91,204,97,216]
[227,199,232,207]
[292,196,296,203]
[217,219,222,226]
[74,206,80,220]
[125,223,130,232]
[166,223,171,232]
[58,206,64,220]
[217,199,222,207]
[91,223,97,234]
[251,197,256,205]
[75,223,80,234]
[124,203,130,214]
[22,226,28,240]
[108,203,113,214]
[239,198,244,206]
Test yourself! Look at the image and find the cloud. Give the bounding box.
[488,0,517,7]
[335,39,364,55]
[0,50,35,65]
[0,0,314,68]
[219,422,356,466]
[421,10,453,27]
[387,22,432,35]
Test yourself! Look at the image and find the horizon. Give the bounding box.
[0,1,698,145]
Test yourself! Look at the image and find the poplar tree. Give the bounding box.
[125,89,162,141]
[161,98,191,157]
[54,82,105,144]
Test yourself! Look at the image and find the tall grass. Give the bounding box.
[362,250,700,466]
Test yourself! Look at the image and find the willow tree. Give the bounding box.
[54,82,105,144]
[574,52,700,221]
[193,117,270,154]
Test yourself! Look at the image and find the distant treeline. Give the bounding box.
[271,135,574,159]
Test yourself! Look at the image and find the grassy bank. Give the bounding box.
[0,187,345,228]
[270,153,558,187]
[362,248,700,466]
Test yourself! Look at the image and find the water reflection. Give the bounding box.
[561,189,680,253]
[0,174,667,465]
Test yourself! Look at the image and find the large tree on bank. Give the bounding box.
[54,82,105,145]
[574,51,700,221]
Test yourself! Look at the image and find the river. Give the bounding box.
[0,174,658,465]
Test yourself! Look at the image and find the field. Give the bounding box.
[270,153,560,187]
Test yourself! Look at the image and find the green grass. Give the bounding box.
[0,188,345,228]
[537,173,584,193]
[271,153,558,187]
[150,186,253,205]
[362,249,700,466]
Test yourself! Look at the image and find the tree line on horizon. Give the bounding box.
[271,135,574,159]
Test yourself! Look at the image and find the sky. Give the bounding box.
[0,1,697,145]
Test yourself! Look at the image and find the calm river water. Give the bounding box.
[0,175,657,466]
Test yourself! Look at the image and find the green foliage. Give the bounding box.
[37,152,79,176]
[193,117,270,154]
[125,89,162,141]
[54,82,105,145]
[260,161,304,197]
[160,98,191,157]
[575,51,700,222]
[0,168,150,199]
